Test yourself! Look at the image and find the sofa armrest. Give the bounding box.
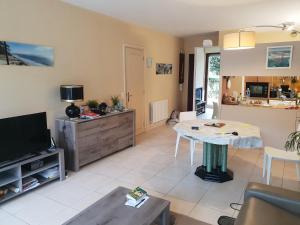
[235,198,300,225]
[244,182,300,215]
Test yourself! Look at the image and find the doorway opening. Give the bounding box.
[189,47,220,119]
[204,53,221,108]
[187,54,195,111]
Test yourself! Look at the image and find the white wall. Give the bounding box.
[220,41,300,76]
[194,48,205,89]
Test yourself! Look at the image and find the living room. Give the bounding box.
[0,0,300,225]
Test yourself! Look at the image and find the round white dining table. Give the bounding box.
[174,119,263,182]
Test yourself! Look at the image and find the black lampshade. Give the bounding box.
[60,85,84,102]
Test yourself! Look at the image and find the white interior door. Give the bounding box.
[125,46,145,134]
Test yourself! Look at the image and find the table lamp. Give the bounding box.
[60,85,84,118]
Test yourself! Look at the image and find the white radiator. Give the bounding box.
[150,99,169,123]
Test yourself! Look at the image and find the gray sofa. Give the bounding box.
[235,182,300,225]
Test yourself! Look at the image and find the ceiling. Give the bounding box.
[62,0,300,37]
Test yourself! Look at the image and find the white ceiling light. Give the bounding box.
[255,22,300,38]
[256,22,295,31]
[286,24,295,31]
[223,31,256,50]
[203,39,213,48]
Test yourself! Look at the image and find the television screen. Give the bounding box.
[0,112,50,165]
[195,88,203,100]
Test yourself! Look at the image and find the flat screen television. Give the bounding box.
[0,112,51,166]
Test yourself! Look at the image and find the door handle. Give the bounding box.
[127,92,133,102]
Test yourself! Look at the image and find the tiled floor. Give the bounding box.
[1,125,300,225]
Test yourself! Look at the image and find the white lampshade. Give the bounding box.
[223,31,255,50]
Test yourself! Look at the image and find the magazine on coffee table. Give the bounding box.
[125,187,149,208]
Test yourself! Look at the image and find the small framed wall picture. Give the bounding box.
[156,63,172,75]
[266,45,293,69]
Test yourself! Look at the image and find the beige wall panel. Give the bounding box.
[0,0,182,135]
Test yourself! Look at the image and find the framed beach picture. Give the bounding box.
[0,41,54,67]
[266,46,293,69]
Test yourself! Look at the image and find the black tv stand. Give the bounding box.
[0,148,65,203]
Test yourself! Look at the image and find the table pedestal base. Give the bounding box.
[195,142,233,183]
[195,166,233,183]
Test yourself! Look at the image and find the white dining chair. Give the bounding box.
[212,102,219,119]
[175,111,199,165]
[263,146,300,185]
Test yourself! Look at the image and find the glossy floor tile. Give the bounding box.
[0,125,299,225]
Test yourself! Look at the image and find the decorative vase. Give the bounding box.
[66,103,80,118]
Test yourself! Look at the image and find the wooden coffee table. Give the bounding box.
[63,186,171,225]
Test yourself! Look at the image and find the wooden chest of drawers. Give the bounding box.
[55,110,135,171]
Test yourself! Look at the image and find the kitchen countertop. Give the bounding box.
[222,103,300,110]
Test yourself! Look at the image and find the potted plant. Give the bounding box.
[285,131,300,155]
[111,96,119,106]
[111,96,125,112]
[86,100,99,113]
[111,96,121,110]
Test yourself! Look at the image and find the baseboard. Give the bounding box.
[145,119,167,131]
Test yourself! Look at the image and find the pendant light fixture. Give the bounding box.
[223,31,256,50]
[223,22,299,50]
